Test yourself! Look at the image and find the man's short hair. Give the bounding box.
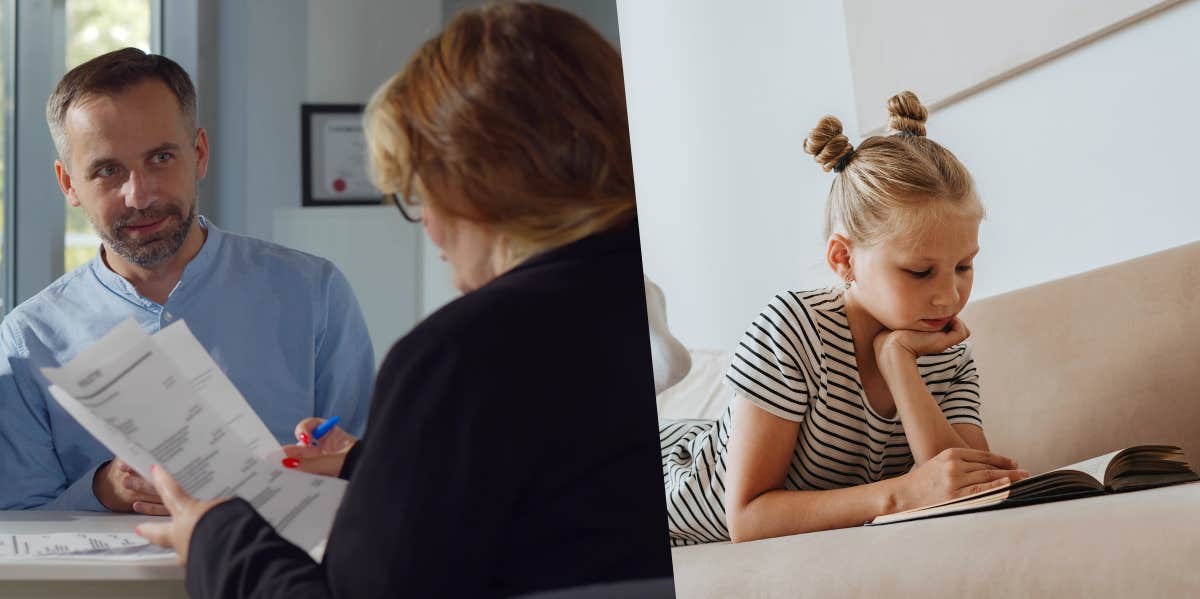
[46,47,196,163]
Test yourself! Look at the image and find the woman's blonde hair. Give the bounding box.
[364,2,636,267]
[803,91,982,246]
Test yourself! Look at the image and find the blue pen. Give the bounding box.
[310,415,341,447]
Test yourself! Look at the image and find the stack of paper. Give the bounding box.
[0,532,173,560]
[41,319,346,555]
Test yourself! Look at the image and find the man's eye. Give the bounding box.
[905,269,932,278]
[152,152,173,163]
[95,165,118,178]
[956,265,974,273]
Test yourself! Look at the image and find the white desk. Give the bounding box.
[0,511,184,598]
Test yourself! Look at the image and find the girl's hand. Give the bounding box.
[891,447,1029,513]
[873,317,971,364]
[281,417,359,477]
[135,465,227,565]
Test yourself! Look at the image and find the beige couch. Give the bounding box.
[659,241,1200,597]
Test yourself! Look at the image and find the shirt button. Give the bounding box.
[163,312,174,321]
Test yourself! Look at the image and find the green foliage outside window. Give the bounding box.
[63,0,151,273]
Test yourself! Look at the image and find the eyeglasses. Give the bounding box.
[386,192,423,223]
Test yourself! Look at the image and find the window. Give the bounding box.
[1,1,11,313]
[3,0,179,315]
[63,0,153,272]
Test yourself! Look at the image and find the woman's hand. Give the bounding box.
[873,317,971,366]
[280,417,359,477]
[135,465,227,565]
[890,447,1029,513]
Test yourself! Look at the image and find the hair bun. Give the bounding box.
[804,115,854,173]
[887,91,928,137]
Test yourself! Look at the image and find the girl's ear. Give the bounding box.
[826,234,854,283]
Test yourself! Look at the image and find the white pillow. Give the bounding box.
[656,349,732,421]
[645,276,691,394]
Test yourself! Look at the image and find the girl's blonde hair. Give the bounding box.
[803,91,982,246]
[364,2,636,269]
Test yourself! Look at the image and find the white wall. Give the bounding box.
[934,0,1200,303]
[307,0,441,103]
[273,207,420,367]
[212,0,439,240]
[619,0,1200,351]
[298,0,439,362]
[618,0,856,351]
[206,1,623,341]
[843,0,1176,135]
[207,0,440,363]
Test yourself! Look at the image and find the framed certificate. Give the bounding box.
[301,104,380,206]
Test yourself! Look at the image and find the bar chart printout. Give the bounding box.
[0,532,173,560]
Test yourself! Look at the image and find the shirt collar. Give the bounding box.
[179,215,223,285]
[87,214,222,307]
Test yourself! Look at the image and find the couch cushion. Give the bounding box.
[961,241,1200,473]
[656,349,731,421]
[671,482,1200,598]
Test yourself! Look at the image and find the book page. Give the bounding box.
[870,487,1012,525]
[1047,449,1123,483]
[41,319,344,553]
[869,450,1130,525]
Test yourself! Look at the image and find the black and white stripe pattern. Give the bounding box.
[661,287,982,546]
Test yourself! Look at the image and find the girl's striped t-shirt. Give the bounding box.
[661,287,983,546]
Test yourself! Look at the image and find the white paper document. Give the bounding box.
[0,532,174,561]
[40,319,346,554]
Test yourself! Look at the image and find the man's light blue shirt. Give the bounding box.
[0,216,374,511]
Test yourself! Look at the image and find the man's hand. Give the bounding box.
[92,458,168,515]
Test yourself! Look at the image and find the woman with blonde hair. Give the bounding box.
[661,91,1029,545]
[137,4,673,596]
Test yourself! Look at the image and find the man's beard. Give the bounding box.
[95,201,197,267]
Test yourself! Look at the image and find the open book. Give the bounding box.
[870,445,1200,525]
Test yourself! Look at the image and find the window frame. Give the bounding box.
[2,0,16,313]
[3,0,177,313]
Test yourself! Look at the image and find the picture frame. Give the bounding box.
[300,103,379,206]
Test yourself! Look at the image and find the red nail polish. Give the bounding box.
[299,432,310,445]
[282,458,300,469]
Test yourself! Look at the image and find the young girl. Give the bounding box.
[661,91,1030,545]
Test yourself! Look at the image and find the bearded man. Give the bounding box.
[0,49,374,513]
